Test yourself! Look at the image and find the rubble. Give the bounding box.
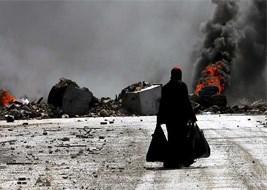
[0,99,60,121]
[0,89,129,121]
[0,95,129,121]
[0,80,266,121]
[86,97,129,117]
[191,98,267,115]
[190,86,267,115]
[190,94,227,108]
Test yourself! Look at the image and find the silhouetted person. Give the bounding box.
[157,67,197,168]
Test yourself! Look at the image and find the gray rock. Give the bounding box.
[62,86,93,116]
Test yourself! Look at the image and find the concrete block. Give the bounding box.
[122,85,161,115]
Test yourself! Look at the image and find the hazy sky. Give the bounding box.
[0,0,215,98]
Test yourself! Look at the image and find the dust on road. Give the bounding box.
[0,115,266,190]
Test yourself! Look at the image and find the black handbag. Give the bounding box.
[146,123,168,162]
[187,122,210,159]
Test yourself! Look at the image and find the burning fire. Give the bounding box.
[195,61,227,96]
[0,90,16,107]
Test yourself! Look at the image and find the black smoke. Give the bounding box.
[193,0,239,91]
[230,0,267,101]
[193,0,267,101]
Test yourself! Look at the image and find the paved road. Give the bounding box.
[0,115,266,189]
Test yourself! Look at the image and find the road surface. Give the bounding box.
[0,115,266,189]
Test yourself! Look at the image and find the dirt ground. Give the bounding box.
[0,115,266,190]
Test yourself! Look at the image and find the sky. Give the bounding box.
[0,0,214,98]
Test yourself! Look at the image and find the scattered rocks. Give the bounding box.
[17,177,27,185]
[87,97,128,117]
[18,177,26,181]
[191,97,267,115]
[1,80,266,121]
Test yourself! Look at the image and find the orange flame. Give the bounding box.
[0,90,16,107]
[195,61,226,95]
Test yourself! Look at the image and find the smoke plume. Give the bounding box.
[193,0,267,101]
[0,0,213,98]
[193,0,239,95]
[231,0,267,101]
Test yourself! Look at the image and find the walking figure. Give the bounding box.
[157,67,197,168]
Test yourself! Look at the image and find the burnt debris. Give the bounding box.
[190,96,267,115]
[0,79,266,121]
[0,98,60,120]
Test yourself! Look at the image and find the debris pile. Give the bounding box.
[1,79,266,121]
[86,97,129,117]
[228,100,267,115]
[190,94,227,108]
[0,78,132,121]
[0,95,129,121]
[0,89,59,121]
[0,98,60,121]
[191,98,267,115]
[85,81,157,117]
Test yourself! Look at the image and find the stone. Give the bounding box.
[48,78,94,116]
[61,137,70,141]
[5,115,15,122]
[62,86,93,116]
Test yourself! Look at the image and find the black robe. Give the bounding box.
[157,79,196,165]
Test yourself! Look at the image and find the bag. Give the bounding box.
[146,123,168,162]
[187,122,210,159]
